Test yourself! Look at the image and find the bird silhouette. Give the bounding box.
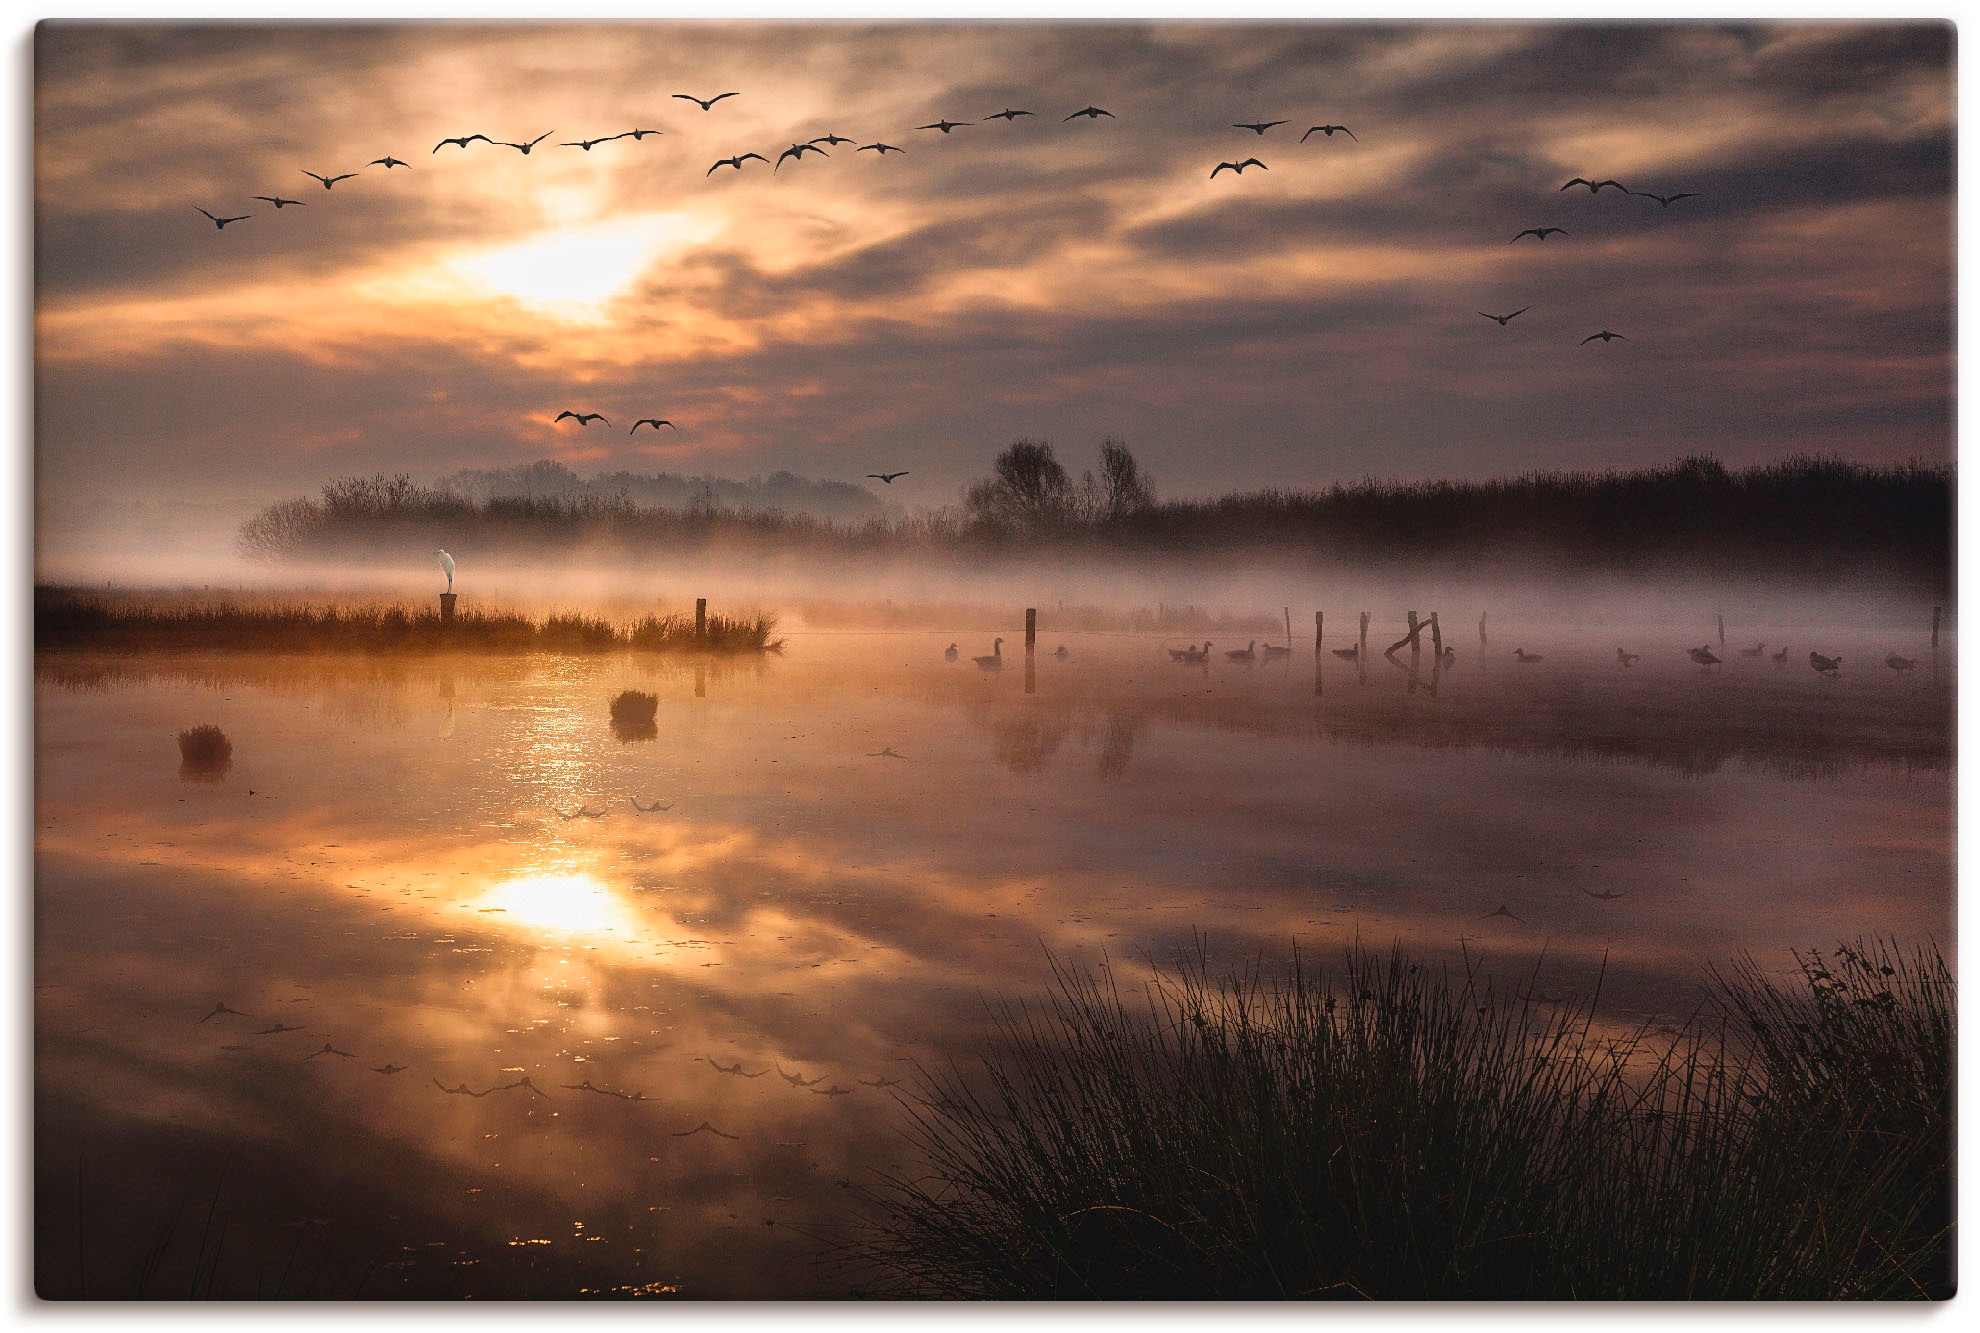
[1225,641,1257,662]
[857,143,905,155]
[1561,177,1629,193]
[1580,886,1625,901]
[1637,191,1698,207]
[199,1002,248,1022]
[1511,227,1567,242]
[631,419,678,433]
[494,1075,550,1098]
[497,132,554,155]
[672,1121,739,1138]
[866,747,907,759]
[1512,648,1544,663]
[255,1022,305,1035]
[972,638,1004,670]
[372,1063,407,1075]
[1479,307,1530,325]
[867,471,909,483]
[1581,330,1629,344]
[708,153,769,174]
[558,806,605,820]
[555,411,609,426]
[776,1064,825,1088]
[432,134,493,153]
[1688,646,1721,667]
[700,1057,767,1077]
[304,1042,355,1060]
[1300,124,1357,141]
[1772,645,1790,664]
[368,156,409,169]
[434,1078,491,1097]
[1233,120,1288,134]
[629,797,673,813]
[195,207,250,229]
[1738,642,1766,658]
[562,135,625,151]
[775,142,828,170]
[812,1084,853,1097]
[1440,646,1457,668]
[1056,645,1073,660]
[1885,653,1917,671]
[1211,158,1267,178]
[917,120,969,134]
[944,643,959,661]
[986,108,1035,120]
[1330,645,1359,660]
[563,1079,638,1099]
[1616,648,1641,667]
[1483,904,1523,922]
[302,170,356,189]
[1179,642,1214,664]
[858,1076,904,1088]
[251,196,305,209]
[673,92,739,110]
[435,548,455,590]
[809,133,859,147]
[1065,106,1115,121]
[1809,652,1842,675]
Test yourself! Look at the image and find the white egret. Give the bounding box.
[435,549,455,590]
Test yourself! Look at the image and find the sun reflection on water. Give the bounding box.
[466,872,639,940]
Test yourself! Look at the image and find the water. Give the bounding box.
[33,629,1952,1296]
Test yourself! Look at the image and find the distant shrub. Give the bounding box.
[176,724,232,781]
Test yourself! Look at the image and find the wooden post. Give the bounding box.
[1315,610,1324,654]
[1025,607,1037,651]
[1283,606,1291,647]
[1478,611,1487,646]
[1358,611,1370,686]
[695,598,707,642]
[1717,613,1725,647]
[1429,612,1442,661]
[1932,606,1942,649]
[439,592,457,625]
[1405,611,1420,693]
[694,664,706,699]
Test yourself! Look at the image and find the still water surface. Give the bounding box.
[34,630,1951,1296]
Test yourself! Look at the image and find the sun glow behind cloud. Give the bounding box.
[447,213,716,316]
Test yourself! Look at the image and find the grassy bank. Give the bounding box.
[236,455,1952,592]
[33,589,782,655]
[862,937,1951,1300]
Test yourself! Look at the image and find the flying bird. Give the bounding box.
[775,142,828,170]
[917,120,969,133]
[368,156,409,169]
[1483,903,1524,922]
[986,108,1034,120]
[672,1121,739,1138]
[672,92,739,110]
[251,196,305,208]
[255,1023,305,1035]
[497,132,554,155]
[304,1042,355,1060]
[631,418,678,433]
[700,1057,765,1077]
[629,797,673,813]
[619,128,663,141]
[1479,307,1530,325]
[1580,886,1626,901]
[302,170,356,189]
[1064,106,1115,120]
[562,135,625,151]
[812,1085,853,1097]
[866,747,906,759]
[809,133,858,147]
[1233,120,1288,134]
[776,1065,825,1088]
[1637,191,1698,208]
[434,548,454,590]
[1809,651,1842,675]
[1560,177,1629,193]
[1211,158,1267,178]
[372,1064,408,1075]
[867,471,909,483]
[1581,329,1629,344]
[434,1079,490,1097]
[196,207,250,228]
[494,1075,550,1098]
[555,411,609,426]
[432,134,493,152]
[558,806,605,820]
[858,1076,904,1088]
[707,153,769,174]
[857,143,905,155]
[198,1002,248,1022]
[1511,227,1567,242]
[1300,124,1357,141]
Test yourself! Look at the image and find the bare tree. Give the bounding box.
[966,439,1077,530]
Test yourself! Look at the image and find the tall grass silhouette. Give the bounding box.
[860,938,1950,1299]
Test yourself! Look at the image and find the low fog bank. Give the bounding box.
[36,541,1951,646]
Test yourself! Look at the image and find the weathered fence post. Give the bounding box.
[1315,610,1324,654]
[695,597,707,642]
[439,592,457,625]
[1358,611,1370,686]
[1717,613,1725,648]
[1025,607,1037,651]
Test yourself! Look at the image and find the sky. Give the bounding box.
[30,19,1955,565]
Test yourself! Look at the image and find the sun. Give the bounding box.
[447,214,707,314]
[467,872,639,939]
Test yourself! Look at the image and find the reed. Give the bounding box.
[860,938,1951,1300]
[34,589,781,656]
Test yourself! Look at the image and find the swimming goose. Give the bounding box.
[1809,652,1841,675]
[1616,648,1640,667]
[1225,641,1257,662]
[1330,645,1359,661]
[1179,642,1213,664]
[944,643,959,661]
[1738,642,1765,658]
[1261,642,1291,659]
[1512,648,1544,663]
[972,638,1004,670]
[1687,646,1721,667]
[1885,654,1916,671]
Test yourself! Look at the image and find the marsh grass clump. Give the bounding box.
[608,689,660,742]
[176,724,232,782]
[34,589,779,657]
[862,939,1951,1300]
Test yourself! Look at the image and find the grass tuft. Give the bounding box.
[860,938,1951,1300]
